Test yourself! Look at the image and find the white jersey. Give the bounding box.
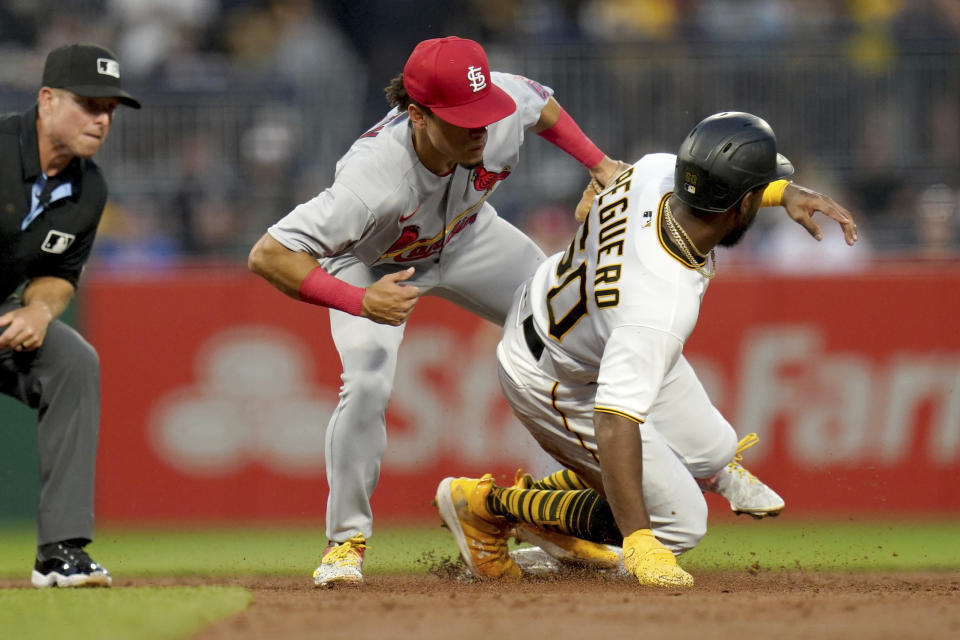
[268,72,553,267]
[525,153,711,423]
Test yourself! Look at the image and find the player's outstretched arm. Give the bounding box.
[361,268,420,326]
[594,412,694,587]
[531,97,631,222]
[594,412,651,534]
[781,183,858,246]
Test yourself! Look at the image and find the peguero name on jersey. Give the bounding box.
[546,166,635,340]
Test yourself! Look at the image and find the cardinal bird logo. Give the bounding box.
[386,225,421,254]
[472,166,511,191]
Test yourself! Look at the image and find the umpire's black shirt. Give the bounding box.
[0,106,107,301]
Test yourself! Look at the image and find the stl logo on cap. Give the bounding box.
[466,65,486,92]
[97,58,120,78]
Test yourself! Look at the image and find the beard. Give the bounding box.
[719,208,759,247]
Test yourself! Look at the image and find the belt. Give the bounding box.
[522,315,544,360]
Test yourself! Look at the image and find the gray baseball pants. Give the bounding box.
[0,298,100,546]
[320,210,545,542]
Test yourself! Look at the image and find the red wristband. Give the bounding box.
[536,108,604,169]
[298,266,365,316]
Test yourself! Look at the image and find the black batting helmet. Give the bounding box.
[675,112,794,213]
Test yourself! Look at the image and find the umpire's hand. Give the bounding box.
[0,303,53,352]
[361,267,420,326]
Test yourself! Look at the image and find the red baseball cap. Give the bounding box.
[402,37,516,129]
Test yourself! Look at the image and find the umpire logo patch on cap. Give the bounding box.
[97,58,120,78]
[41,230,76,254]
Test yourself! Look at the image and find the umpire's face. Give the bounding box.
[39,88,119,159]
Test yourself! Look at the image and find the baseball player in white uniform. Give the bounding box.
[248,36,634,586]
[435,112,858,587]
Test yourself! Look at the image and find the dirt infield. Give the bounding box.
[175,570,957,640]
[3,570,955,638]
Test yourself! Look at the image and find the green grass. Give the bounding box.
[0,586,251,640]
[1,518,958,640]
[0,523,456,578]
[2,518,958,580]
[682,518,960,571]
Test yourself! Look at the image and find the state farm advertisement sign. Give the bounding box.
[83,266,960,522]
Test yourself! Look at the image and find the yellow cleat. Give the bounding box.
[313,534,366,587]
[702,433,785,518]
[435,475,522,579]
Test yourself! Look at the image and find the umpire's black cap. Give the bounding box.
[42,43,141,109]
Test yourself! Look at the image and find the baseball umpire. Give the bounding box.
[0,43,140,587]
[435,112,858,587]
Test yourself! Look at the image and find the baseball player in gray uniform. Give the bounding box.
[435,112,858,587]
[248,36,636,586]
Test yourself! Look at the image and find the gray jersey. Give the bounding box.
[268,72,556,544]
[268,72,552,268]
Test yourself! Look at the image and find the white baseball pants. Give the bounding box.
[496,284,738,553]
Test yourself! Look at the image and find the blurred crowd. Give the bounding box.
[0,0,958,270]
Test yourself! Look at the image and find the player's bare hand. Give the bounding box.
[0,303,53,352]
[782,183,858,246]
[361,267,420,326]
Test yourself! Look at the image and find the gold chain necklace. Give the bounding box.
[664,200,716,279]
[666,201,708,258]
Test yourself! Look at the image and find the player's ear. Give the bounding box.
[408,104,427,129]
[738,186,764,216]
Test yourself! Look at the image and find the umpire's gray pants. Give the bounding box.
[0,299,100,546]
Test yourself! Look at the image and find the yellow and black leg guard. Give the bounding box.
[531,469,591,491]
[487,485,622,545]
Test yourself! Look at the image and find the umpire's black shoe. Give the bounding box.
[31,541,112,588]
